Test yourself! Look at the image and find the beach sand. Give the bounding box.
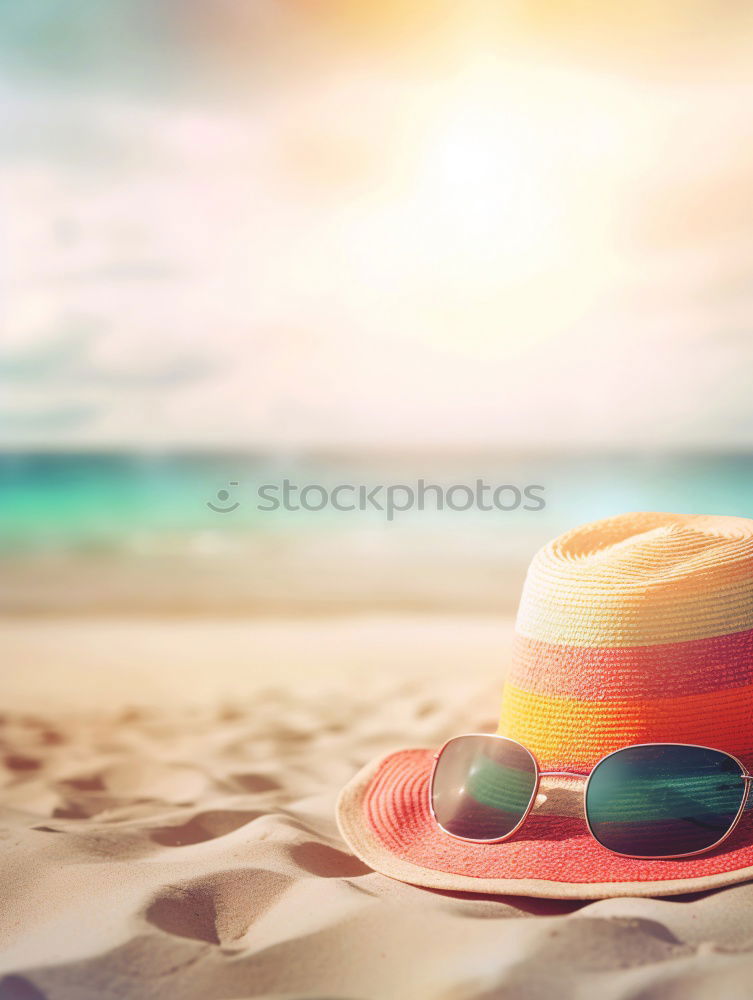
[1,616,753,999]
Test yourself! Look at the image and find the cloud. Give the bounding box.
[0,325,93,379]
[0,323,213,389]
[0,404,101,432]
[0,322,216,442]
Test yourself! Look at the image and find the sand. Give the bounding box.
[2,616,753,999]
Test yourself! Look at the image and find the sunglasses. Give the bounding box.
[430,735,753,859]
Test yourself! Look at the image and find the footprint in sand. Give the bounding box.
[4,755,41,772]
[149,809,263,846]
[0,976,47,1000]
[290,841,371,878]
[230,773,281,793]
[145,870,293,946]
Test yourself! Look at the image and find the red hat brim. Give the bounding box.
[337,748,753,899]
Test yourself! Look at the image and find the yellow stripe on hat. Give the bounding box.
[497,682,753,770]
[515,512,753,647]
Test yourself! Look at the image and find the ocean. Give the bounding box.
[3,451,753,615]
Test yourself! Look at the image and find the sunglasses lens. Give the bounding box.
[431,735,538,841]
[586,744,747,857]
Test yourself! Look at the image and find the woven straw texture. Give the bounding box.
[337,512,753,897]
[500,512,753,770]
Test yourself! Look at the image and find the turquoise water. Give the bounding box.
[3,451,753,556]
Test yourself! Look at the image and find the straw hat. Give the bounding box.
[337,512,753,898]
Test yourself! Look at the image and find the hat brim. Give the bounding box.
[337,748,753,899]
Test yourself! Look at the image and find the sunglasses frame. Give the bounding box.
[429,734,753,859]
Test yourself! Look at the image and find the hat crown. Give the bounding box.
[499,512,753,769]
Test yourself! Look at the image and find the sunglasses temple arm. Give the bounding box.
[540,770,753,782]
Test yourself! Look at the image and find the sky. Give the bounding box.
[2,1,753,451]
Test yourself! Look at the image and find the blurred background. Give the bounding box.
[3,0,753,628]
